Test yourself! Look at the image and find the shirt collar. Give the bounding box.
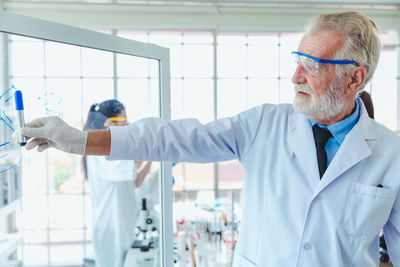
[310,98,361,144]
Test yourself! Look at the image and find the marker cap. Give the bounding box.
[15,91,24,111]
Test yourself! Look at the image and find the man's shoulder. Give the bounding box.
[240,103,294,118]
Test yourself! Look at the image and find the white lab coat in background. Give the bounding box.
[86,156,137,267]
[135,169,160,211]
[108,98,400,267]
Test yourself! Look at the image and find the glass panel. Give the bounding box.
[247,45,279,78]
[379,30,398,46]
[22,230,47,244]
[183,45,213,78]
[247,79,279,108]
[217,79,247,118]
[23,245,48,265]
[217,45,246,78]
[10,78,46,121]
[84,194,92,229]
[50,244,84,265]
[117,54,149,78]
[50,229,85,243]
[48,195,84,229]
[247,34,279,45]
[45,78,82,123]
[117,78,159,121]
[280,32,304,45]
[117,58,161,267]
[82,78,114,114]
[10,41,44,77]
[279,79,295,104]
[81,47,113,77]
[218,160,243,191]
[182,79,214,123]
[21,151,47,195]
[45,42,81,77]
[217,34,246,45]
[183,163,214,191]
[371,79,397,131]
[7,29,165,267]
[374,46,397,78]
[161,44,183,78]
[22,196,48,230]
[170,78,184,120]
[48,150,81,194]
[279,44,298,79]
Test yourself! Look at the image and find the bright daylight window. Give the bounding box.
[8,29,399,265]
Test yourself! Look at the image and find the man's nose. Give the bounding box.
[291,64,307,84]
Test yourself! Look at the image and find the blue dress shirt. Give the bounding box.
[310,98,361,166]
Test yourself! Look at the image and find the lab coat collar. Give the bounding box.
[314,99,378,195]
[287,99,378,195]
[287,110,321,189]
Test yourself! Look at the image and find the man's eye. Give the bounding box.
[303,62,315,72]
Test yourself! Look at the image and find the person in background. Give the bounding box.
[359,91,374,119]
[135,162,176,211]
[82,100,152,267]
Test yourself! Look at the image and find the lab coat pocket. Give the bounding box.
[343,182,397,239]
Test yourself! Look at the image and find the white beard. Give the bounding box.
[293,81,346,121]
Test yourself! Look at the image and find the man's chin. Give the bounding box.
[293,98,310,112]
[293,101,315,118]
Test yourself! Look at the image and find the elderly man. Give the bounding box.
[21,11,399,267]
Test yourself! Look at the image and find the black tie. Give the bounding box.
[312,124,332,179]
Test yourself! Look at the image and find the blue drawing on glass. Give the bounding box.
[0,85,21,175]
[38,88,63,118]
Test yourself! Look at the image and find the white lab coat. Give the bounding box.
[108,98,400,267]
[135,169,159,211]
[86,156,138,267]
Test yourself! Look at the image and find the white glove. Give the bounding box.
[20,116,88,155]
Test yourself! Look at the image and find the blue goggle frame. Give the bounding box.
[291,51,359,67]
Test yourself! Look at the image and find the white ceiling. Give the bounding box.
[4,0,400,8]
[2,0,400,31]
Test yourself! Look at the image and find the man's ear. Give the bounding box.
[347,66,367,94]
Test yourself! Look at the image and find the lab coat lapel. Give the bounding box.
[313,102,378,195]
[287,111,320,187]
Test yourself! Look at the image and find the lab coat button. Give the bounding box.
[303,243,312,251]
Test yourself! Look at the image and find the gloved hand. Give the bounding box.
[20,116,88,155]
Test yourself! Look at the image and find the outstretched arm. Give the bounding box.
[86,130,111,155]
[21,116,111,156]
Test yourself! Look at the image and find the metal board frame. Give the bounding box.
[0,10,173,267]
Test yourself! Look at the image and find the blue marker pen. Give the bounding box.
[15,90,26,146]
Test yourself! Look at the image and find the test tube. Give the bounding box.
[15,90,26,146]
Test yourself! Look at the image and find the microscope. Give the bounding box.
[123,198,159,267]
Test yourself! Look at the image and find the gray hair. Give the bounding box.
[306,12,382,90]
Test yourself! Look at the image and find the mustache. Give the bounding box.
[294,84,313,95]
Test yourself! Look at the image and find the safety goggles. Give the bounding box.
[107,117,128,126]
[109,117,127,122]
[292,51,359,76]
